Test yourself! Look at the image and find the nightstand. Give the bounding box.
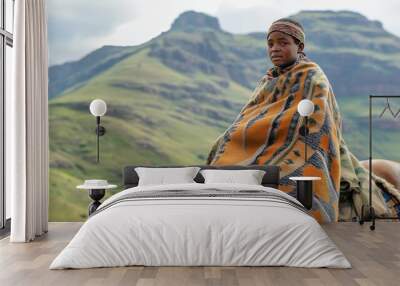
[289,176,321,210]
[77,180,117,215]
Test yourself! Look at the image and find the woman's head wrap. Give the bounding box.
[267,18,305,44]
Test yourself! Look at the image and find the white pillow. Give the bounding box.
[200,169,266,185]
[135,167,201,186]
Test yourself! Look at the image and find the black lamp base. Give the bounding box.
[296,180,313,210]
[88,189,105,215]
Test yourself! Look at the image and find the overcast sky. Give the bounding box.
[47,0,400,66]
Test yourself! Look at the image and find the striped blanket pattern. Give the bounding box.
[207,59,400,222]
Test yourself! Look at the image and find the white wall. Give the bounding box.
[5,44,13,220]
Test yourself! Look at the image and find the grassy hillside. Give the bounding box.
[49,10,400,221]
[49,47,251,220]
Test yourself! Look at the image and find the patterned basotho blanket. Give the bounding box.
[206,59,400,223]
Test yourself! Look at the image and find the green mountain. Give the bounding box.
[48,10,400,221]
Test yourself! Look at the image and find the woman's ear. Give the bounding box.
[298,43,305,53]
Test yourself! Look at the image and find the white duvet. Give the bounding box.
[50,183,351,269]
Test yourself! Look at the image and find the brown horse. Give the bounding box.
[360,159,400,190]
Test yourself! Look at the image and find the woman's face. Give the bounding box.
[267,31,303,66]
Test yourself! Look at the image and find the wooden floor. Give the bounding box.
[0,222,399,286]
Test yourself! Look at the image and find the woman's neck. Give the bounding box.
[278,58,297,69]
[269,53,308,78]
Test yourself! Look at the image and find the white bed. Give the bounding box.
[50,183,351,269]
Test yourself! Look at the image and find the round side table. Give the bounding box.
[77,181,117,216]
[289,176,321,210]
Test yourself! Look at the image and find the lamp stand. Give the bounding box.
[95,116,106,163]
[300,116,309,164]
[304,116,308,163]
[296,180,313,209]
[88,189,105,215]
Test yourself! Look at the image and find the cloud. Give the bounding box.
[47,0,226,65]
[216,2,287,34]
[47,0,400,66]
[47,0,137,65]
[216,0,400,37]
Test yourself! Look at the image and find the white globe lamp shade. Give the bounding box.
[297,99,314,117]
[90,99,107,117]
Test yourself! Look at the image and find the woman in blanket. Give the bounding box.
[206,18,400,223]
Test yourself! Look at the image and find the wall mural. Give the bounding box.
[48,9,400,221]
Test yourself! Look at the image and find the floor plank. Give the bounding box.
[0,222,399,286]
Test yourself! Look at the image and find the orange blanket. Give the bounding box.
[207,60,342,223]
